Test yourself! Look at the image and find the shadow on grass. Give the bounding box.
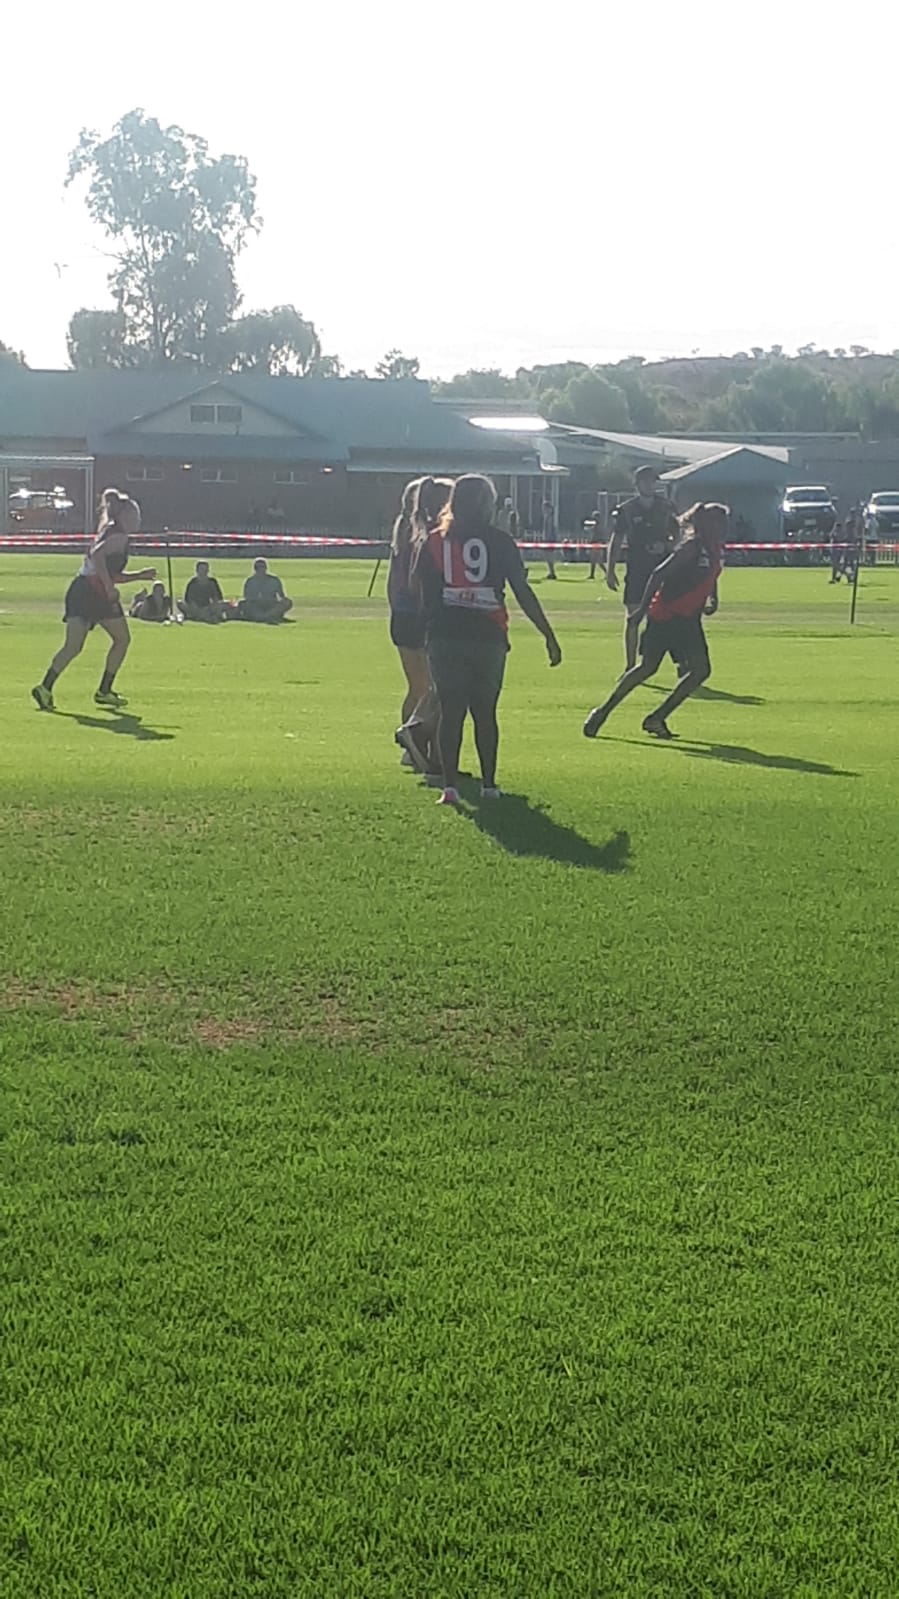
[676,742,857,776]
[56,712,176,743]
[605,736,856,778]
[461,790,631,871]
[646,682,765,706]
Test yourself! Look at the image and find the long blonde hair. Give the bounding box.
[390,477,422,556]
[97,490,141,539]
[391,475,452,556]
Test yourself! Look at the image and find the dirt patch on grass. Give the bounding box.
[1,974,525,1062]
[3,804,214,840]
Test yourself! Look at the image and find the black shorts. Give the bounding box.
[624,564,656,608]
[63,575,124,628]
[640,614,710,675]
[427,632,508,705]
[390,611,426,651]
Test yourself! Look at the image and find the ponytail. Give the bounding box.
[412,476,453,541]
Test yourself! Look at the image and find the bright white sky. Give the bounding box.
[2,0,894,377]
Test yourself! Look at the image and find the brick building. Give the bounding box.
[0,370,540,535]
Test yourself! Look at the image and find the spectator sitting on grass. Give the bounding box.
[239,558,293,623]
[183,560,230,622]
[129,581,172,622]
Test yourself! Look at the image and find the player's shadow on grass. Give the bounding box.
[647,682,765,706]
[463,791,631,871]
[661,740,855,777]
[57,712,176,743]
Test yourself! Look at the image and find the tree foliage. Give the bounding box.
[375,350,421,381]
[546,371,631,431]
[67,109,260,367]
[66,308,133,370]
[0,339,27,368]
[217,305,321,376]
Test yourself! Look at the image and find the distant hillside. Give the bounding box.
[435,350,899,439]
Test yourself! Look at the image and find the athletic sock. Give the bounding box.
[99,670,116,695]
[42,668,58,691]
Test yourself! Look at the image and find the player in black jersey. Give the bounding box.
[32,490,154,712]
[606,466,679,668]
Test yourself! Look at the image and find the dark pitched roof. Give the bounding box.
[0,370,533,464]
[660,446,789,485]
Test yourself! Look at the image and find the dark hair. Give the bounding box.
[411,476,452,541]
[436,474,497,539]
[635,465,657,483]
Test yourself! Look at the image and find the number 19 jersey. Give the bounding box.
[424,526,526,643]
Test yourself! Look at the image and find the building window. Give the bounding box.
[273,469,309,485]
[126,465,164,482]
[200,467,238,484]
[190,402,244,426]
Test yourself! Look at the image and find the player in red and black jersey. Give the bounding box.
[583,501,725,741]
[31,489,154,712]
[412,474,562,805]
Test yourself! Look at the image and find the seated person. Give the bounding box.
[183,560,231,622]
[130,582,172,622]
[239,558,293,623]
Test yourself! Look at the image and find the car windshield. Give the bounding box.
[871,493,899,506]
[787,488,829,503]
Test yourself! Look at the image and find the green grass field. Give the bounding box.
[2,557,899,1598]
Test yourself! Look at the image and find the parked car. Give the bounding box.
[863,491,899,538]
[781,485,837,537]
[7,488,75,529]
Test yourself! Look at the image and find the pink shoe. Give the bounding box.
[436,787,460,806]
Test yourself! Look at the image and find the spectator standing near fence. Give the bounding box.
[542,498,558,580]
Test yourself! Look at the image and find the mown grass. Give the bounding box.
[2,557,899,1597]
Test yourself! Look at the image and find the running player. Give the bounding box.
[31,490,153,711]
[413,474,561,805]
[583,501,725,741]
[605,465,679,668]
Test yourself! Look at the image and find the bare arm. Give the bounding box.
[113,566,157,586]
[507,563,562,665]
[605,521,625,589]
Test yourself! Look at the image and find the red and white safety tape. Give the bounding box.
[1,532,897,554]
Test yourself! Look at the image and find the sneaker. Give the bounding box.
[642,715,674,740]
[480,786,502,800]
[395,723,431,776]
[94,689,128,709]
[32,684,54,712]
[436,787,460,806]
[583,706,609,739]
